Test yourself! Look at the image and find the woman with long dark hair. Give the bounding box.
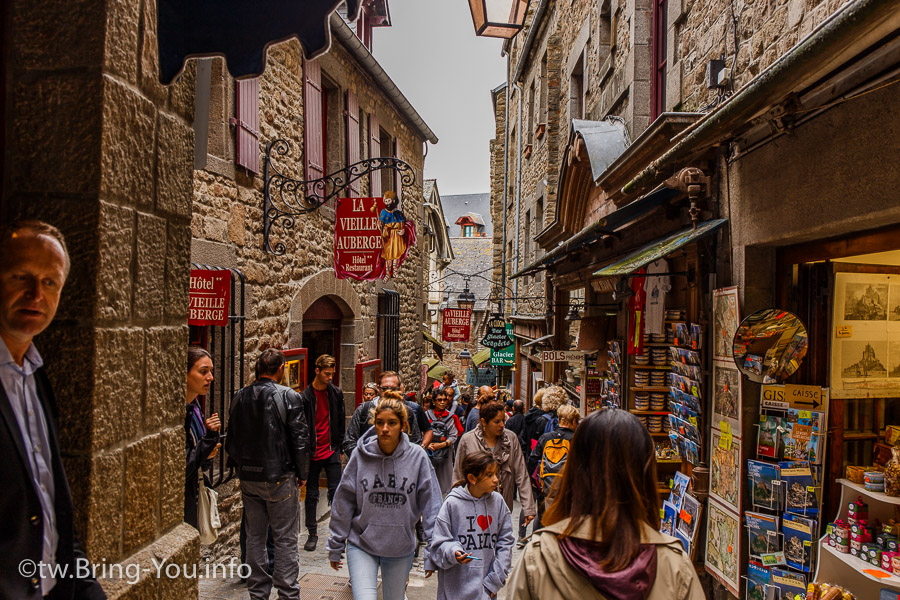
[184,347,221,529]
[509,408,704,600]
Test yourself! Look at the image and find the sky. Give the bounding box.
[373,0,507,196]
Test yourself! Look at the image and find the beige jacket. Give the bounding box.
[508,518,705,600]
[453,426,536,517]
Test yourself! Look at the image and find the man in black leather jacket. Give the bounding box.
[226,349,309,600]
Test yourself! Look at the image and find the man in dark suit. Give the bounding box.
[0,221,106,599]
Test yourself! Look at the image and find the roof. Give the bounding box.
[444,237,494,312]
[572,119,630,181]
[455,213,486,227]
[442,193,493,236]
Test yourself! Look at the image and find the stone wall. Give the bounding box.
[191,35,428,556]
[4,0,198,597]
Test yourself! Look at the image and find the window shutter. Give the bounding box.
[346,90,361,196]
[235,78,260,173]
[304,59,325,182]
[369,113,381,196]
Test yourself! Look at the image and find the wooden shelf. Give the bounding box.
[650,431,671,437]
[836,478,900,506]
[629,363,673,370]
[641,342,674,347]
[630,386,671,392]
[630,410,671,415]
[657,459,683,464]
[819,543,900,589]
[657,486,672,495]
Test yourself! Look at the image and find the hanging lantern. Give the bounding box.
[467,0,530,38]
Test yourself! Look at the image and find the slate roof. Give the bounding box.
[442,193,492,237]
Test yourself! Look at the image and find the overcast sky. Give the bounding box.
[373,0,506,196]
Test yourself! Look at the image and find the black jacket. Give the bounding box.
[184,401,219,528]
[225,379,310,482]
[299,382,346,459]
[518,406,548,458]
[0,368,106,600]
[505,412,526,438]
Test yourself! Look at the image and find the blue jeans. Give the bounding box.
[347,542,414,600]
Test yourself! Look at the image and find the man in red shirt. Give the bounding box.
[299,354,345,552]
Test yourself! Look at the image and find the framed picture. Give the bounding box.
[705,499,741,596]
[712,359,742,431]
[831,268,900,398]
[713,287,740,361]
[710,430,741,513]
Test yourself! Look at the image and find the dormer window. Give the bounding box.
[464,225,474,237]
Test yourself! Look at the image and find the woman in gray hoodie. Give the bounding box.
[426,451,514,599]
[326,393,441,600]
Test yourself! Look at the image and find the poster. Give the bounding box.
[710,430,741,513]
[713,286,740,361]
[333,195,416,281]
[188,269,232,327]
[712,359,742,431]
[831,271,900,398]
[705,499,741,597]
[442,308,472,342]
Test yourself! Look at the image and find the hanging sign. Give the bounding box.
[333,194,416,281]
[188,269,231,327]
[541,350,584,362]
[482,318,514,348]
[442,308,472,342]
[491,324,515,367]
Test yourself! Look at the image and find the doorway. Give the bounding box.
[302,296,343,387]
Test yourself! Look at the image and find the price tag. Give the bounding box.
[761,552,786,566]
[836,325,852,338]
[719,421,732,450]
[689,416,698,427]
[679,509,692,524]
[799,410,812,419]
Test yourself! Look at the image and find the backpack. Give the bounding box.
[539,433,570,501]
[541,413,559,435]
[426,409,454,463]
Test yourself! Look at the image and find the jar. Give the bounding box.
[886,446,900,496]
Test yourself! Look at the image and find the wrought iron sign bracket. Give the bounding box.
[262,139,417,256]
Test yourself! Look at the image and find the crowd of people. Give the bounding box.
[184,349,705,600]
[0,219,703,600]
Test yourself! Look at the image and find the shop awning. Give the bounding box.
[512,185,681,279]
[472,348,491,366]
[423,328,444,359]
[427,363,451,379]
[592,219,728,277]
[523,334,554,348]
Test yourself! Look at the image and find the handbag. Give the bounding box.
[197,475,221,544]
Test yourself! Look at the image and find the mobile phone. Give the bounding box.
[217,433,228,440]
[466,554,482,561]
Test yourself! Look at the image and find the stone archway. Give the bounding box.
[289,272,365,414]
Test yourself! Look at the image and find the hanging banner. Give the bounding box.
[491,324,516,366]
[482,317,514,348]
[442,308,472,342]
[189,269,231,327]
[333,193,417,281]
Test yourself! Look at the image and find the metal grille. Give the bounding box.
[379,290,400,373]
[190,264,246,488]
[298,573,358,600]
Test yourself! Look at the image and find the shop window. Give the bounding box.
[570,55,584,127]
[651,0,668,120]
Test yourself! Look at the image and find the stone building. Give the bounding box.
[490,0,900,596]
[189,5,436,555]
[422,179,454,353]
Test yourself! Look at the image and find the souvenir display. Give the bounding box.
[661,500,678,536]
[748,459,781,510]
[746,562,775,600]
[705,499,741,596]
[746,511,781,559]
[770,567,807,598]
[710,430,741,512]
[713,287,740,361]
[757,415,784,459]
[782,513,816,572]
[713,359,742,430]
[669,471,690,512]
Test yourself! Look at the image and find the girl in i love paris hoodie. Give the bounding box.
[326,393,441,600]
[425,450,515,599]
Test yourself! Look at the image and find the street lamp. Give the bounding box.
[467,0,530,38]
[457,285,476,312]
[565,302,583,321]
[458,348,473,369]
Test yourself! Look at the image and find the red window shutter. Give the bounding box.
[346,90,361,196]
[369,113,381,196]
[304,59,325,182]
[235,78,260,173]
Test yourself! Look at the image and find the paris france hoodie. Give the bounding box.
[326,428,441,562]
[425,486,514,599]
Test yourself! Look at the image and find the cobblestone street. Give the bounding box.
[200,491,525,600]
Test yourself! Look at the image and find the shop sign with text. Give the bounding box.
[334,196,417,281]
[482,318,514,348]
[442,308,472,342]
[189,269,231,327]
[541,350,585,362]
[491,324,515,366]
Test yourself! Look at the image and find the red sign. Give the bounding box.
[189,269,231,327]
[442,308,472,342]
[333,196,417,281]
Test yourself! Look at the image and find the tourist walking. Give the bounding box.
[426,451,514,600]
[426,391,463,495]
[527,403,580,523]
[225,349,310,600]
[505,400,526,438]
[342,371,422,457]
[509,408,704,599]
[454,401,535,524]
[465,385,494,432]
[437,371,460,401]
[184,347,221,529]
[327,393,441,600]
[298,354,346,552]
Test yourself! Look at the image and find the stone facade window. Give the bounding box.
[651,0,669,119]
